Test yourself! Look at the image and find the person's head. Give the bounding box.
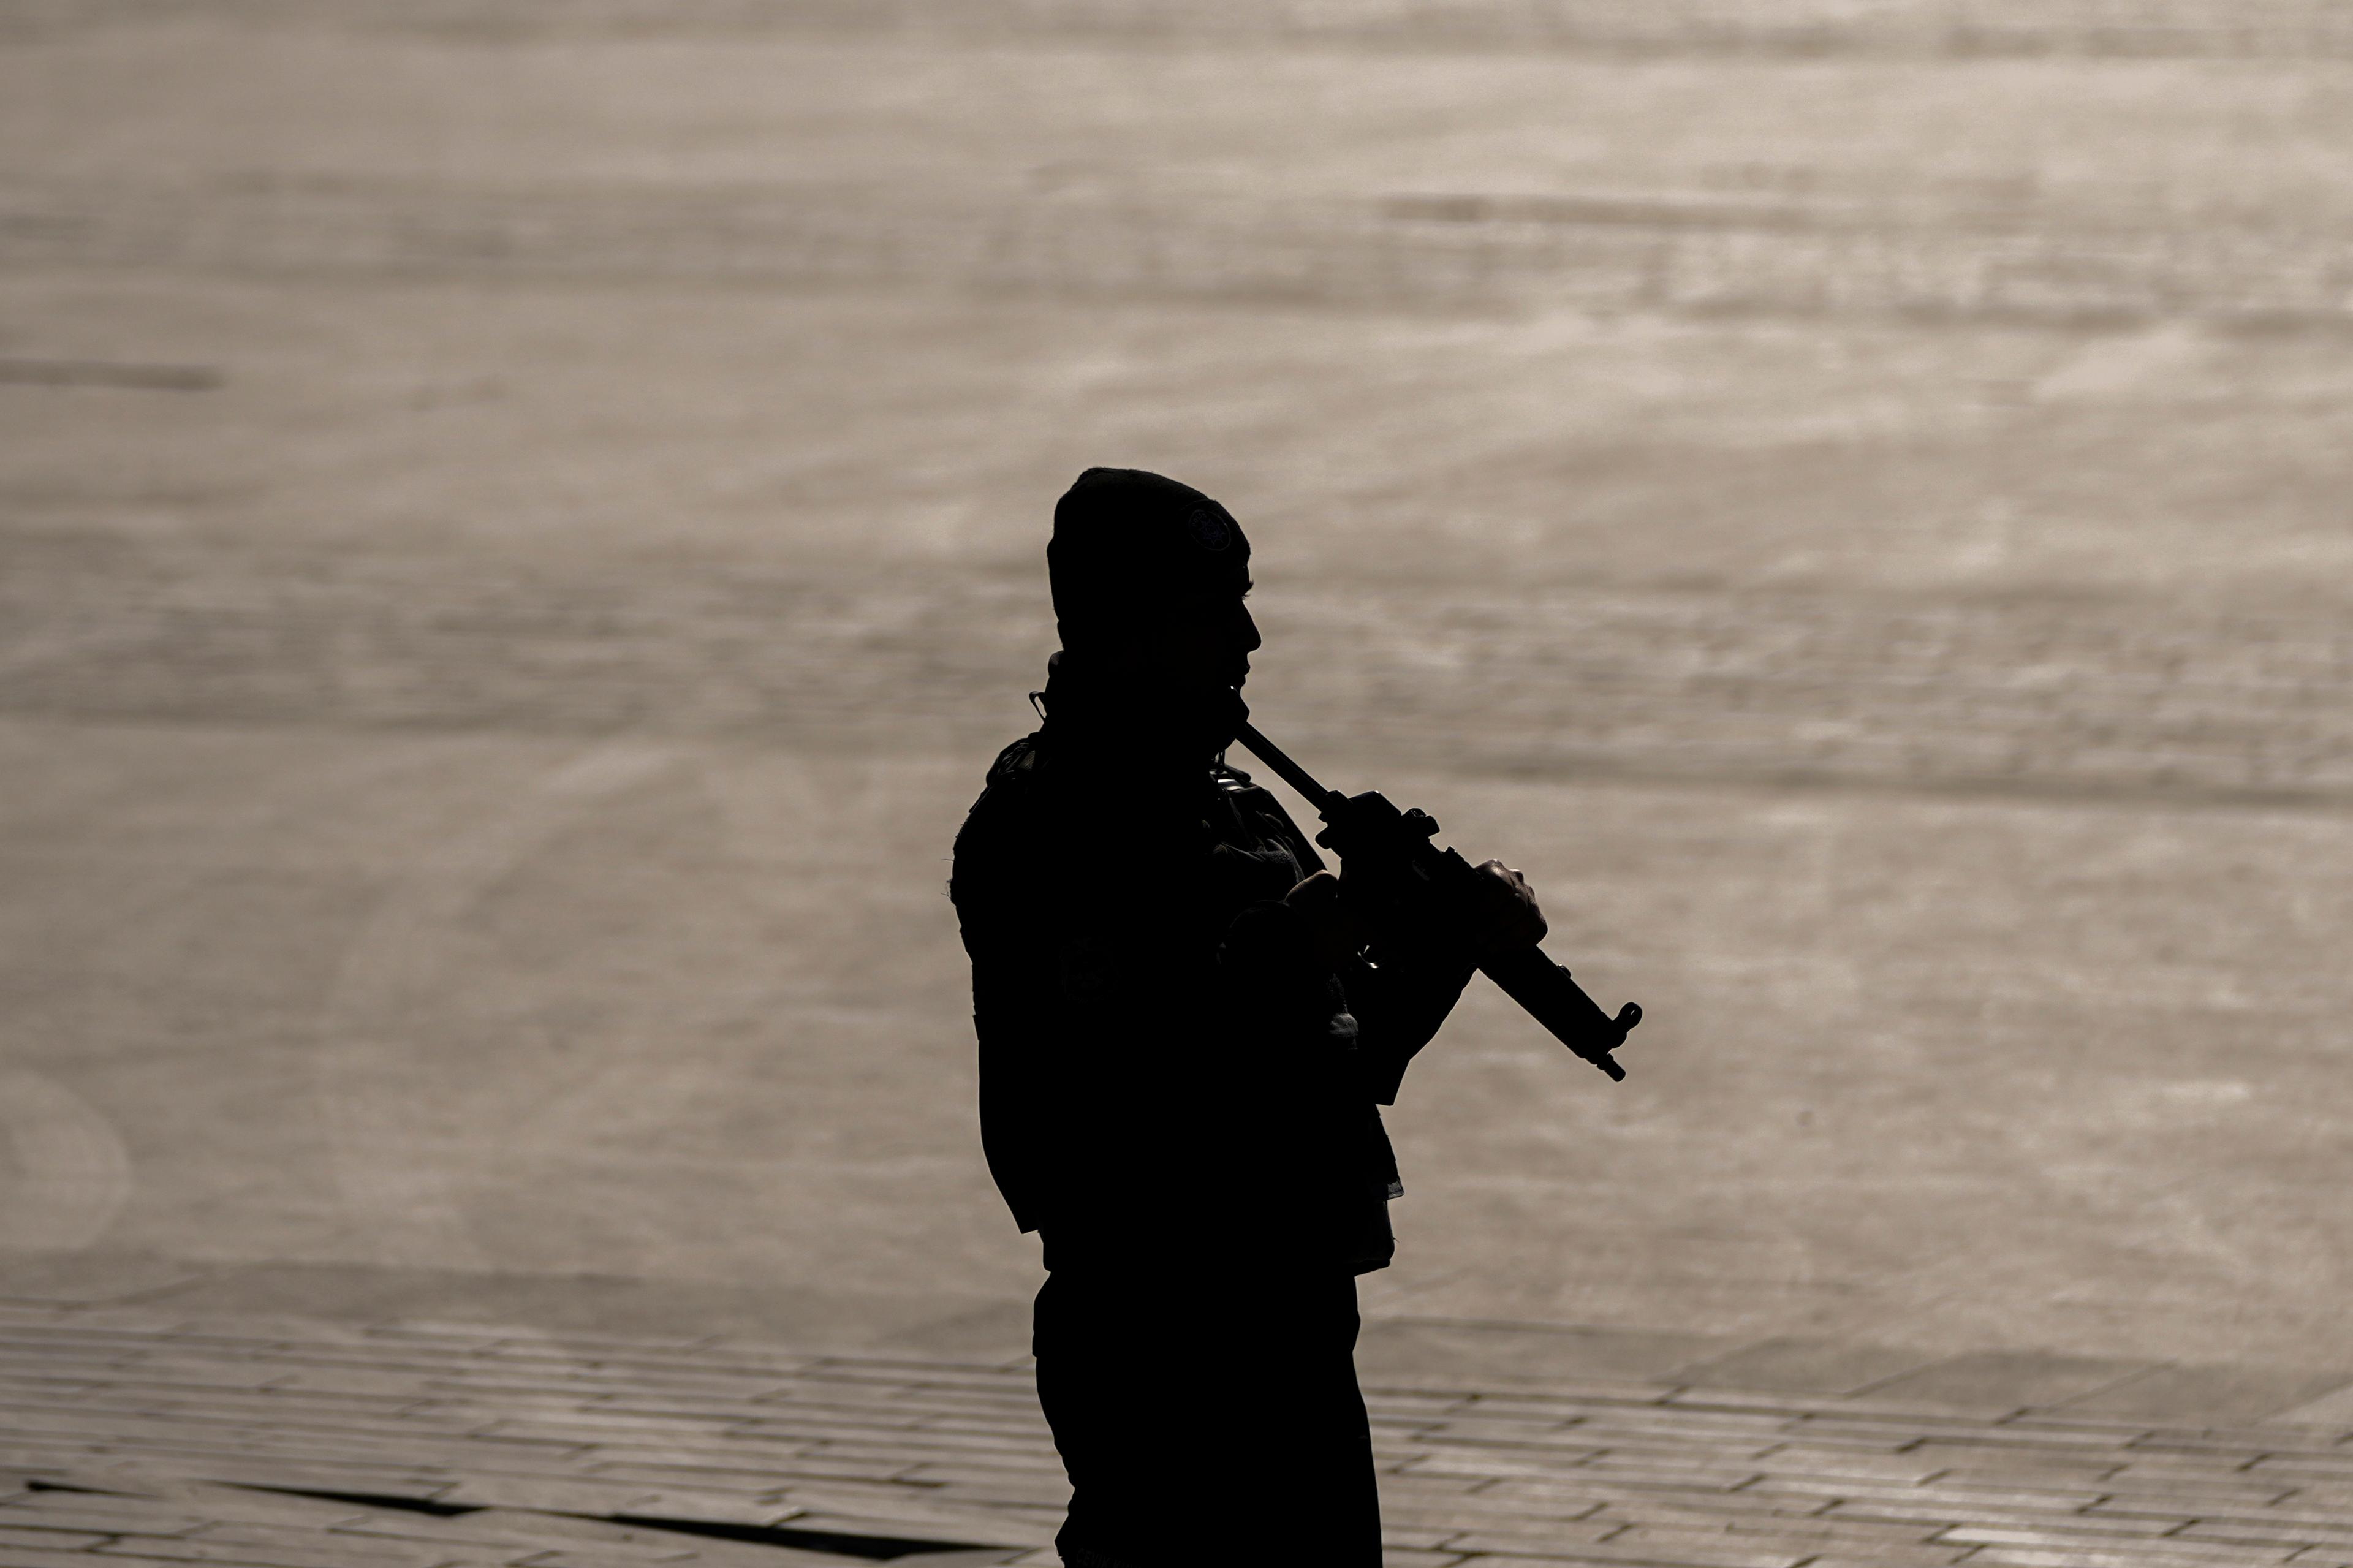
[1047,469,1260,740]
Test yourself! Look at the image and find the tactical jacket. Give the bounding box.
[950,721,1476,1277]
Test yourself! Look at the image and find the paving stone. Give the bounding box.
[469,1416,750,1445]
[1807,1488,2127,1525]
[2132,1426,2353,1455]
[909,1415,1059,1444]
[2253,1455,2353,1481]
[2100,1465,2309,1501]
[1556,1434,1777,1463]
[724,1453,914,1484]
[1453,1393,1678,1418]
[87,1535,450,1568]
[75,1362,293,1395]
[314,1510,596,1555]
[2161,1507,2353,1536]
[2268,1386,2353,1428]
[2097,1450,2279,1477]
[0,1501,214,1537]
[1901,1441,2132,1481]
[477,1331,728,1358]
[1381,1471,1491,1497]
[2176,1519,2353,1548]
[129,1492,377,1534]
[1404,1449,1610,1482]
[2060,1366,2353,1426]
[1382,1496,1601,1533]
[1400,1512,1616,1548]
[1552,1459,1767,1491]
[1714,1514,1959,1555]
[56,1392,445,1442]
[1444,1532,1805,1566]
[349,1325,514,1352]
[183,1523,458,1567]
[1745,1449,1947,1485]
[0,1523,115,1549]
[570,1463,781,1492]
[1963,1549,2297,1568]
[889,1466,1073,1507]
[750,1380,975,1415]
[1368,1392,1475,1417]
[593,1488,801,1528]
[792,1438,1063,1476]
[1419,1415,1586,1443]
[798,1362,1034,1393]
[1475,1480,1804,1522]
[1566,1410,1794,1438]
[1939,1523,2303,1562]
[1856,1352,2162,1414]
[1357,1322,1726,1389]
[501,1544,701,1553]
[1662,1338,1941,1398]
[782,1499,1058,1551]
[78,1461,462,1504]
[1659,1394,2018,1433]
[1612,1522,1900,1562]
[437,1477,662,1514]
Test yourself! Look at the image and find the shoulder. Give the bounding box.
[956,733,1045,844]
[1211,759,1327,868]
[982,732,1048,798]
[950,733,1055,906]
[1212,758,1305,833]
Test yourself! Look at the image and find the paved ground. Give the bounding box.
[4,0,2352,1517]
[5,1305,2353,1568]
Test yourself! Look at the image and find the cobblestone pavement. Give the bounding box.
[5,1306,2353,1568]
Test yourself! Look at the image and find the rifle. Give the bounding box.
[1233,721,1642,1081]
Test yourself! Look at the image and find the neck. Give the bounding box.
[1038,653,1237,776]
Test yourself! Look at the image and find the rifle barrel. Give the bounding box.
[1233,721,1341,814]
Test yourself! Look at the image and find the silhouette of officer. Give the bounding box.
[950,468,1542,1567]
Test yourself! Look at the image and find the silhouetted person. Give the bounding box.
[950,469,1542,1567]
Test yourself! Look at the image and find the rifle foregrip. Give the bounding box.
[1478,945,1640,1081]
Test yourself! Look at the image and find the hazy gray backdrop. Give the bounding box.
[3,1,2349,1376]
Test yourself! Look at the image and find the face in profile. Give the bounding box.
[1071,580,1259,754]
[1136,581,1260,699]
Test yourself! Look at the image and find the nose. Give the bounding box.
[1236,601,1261,655]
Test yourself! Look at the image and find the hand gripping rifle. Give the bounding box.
[1233,721,1642,1081]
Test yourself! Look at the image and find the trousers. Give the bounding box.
[1032,1264,1381,1567]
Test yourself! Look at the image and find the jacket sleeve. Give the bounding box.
[1338,939,1478,1105]
[1235,785,1480,1107]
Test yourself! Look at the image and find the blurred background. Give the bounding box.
[2,1,2349,1379]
